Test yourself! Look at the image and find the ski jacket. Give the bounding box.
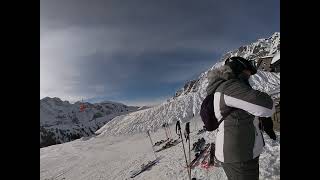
[206,66,274,163]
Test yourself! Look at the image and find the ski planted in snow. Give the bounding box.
[192,138,205,152]
[200,143,220,169]
[189,143,210,169]
[200,151,212,169]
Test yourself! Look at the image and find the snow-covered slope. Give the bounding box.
[41,117,280,180]
[96,32,280,137]
[249,70,280,96]
[40,97,139,147]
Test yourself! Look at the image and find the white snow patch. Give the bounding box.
[41,117,280,180]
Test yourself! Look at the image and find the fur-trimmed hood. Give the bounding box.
[206,65,236,95]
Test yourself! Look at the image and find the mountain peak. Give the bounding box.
[173,32,280,99]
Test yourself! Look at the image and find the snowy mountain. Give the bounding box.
[96,32,280,137]
[173,32,280,99]
[40,97,139,147]
[41,32,280,180]
[227,32,280,60]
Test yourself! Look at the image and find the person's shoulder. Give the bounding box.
[222,79,252,93]
[225,78,239,84]
[224,78,245,88]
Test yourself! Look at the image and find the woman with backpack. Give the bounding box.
[202,56,277,180]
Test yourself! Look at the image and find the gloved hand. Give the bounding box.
[259,117,277,140]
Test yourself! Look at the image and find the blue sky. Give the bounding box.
[40,0,279,106]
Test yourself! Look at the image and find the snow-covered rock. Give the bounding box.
[40,97,139,147]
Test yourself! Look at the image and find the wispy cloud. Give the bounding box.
[114,95,171,107]
[40,0,279,105]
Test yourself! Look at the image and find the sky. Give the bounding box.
[40,0,279,106]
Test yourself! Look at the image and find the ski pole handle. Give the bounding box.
[176,121,181,136]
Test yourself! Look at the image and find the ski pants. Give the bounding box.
[222,156,259,180]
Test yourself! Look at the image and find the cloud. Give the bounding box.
[40,0,279,104]
[113,95,171,107]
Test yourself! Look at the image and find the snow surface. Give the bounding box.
[40,116,280,180]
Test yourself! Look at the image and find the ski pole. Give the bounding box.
[185,122,191,180]
[146,130,157,159]
[167,126,169,139]
[166,123,172,139]
[176,121,191,180]
[195,116,198,132]
[163,124,169,139]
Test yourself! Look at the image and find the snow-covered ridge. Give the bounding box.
[173,32,280,99]
[96,32,280,136]
[40,97,139,147]
[249,70,280,95]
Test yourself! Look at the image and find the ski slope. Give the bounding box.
[40,116,280,180]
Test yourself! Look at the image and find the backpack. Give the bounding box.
[200,80,232,131]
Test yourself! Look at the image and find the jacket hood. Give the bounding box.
[206,64,251,95]
[206,65,235,95]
